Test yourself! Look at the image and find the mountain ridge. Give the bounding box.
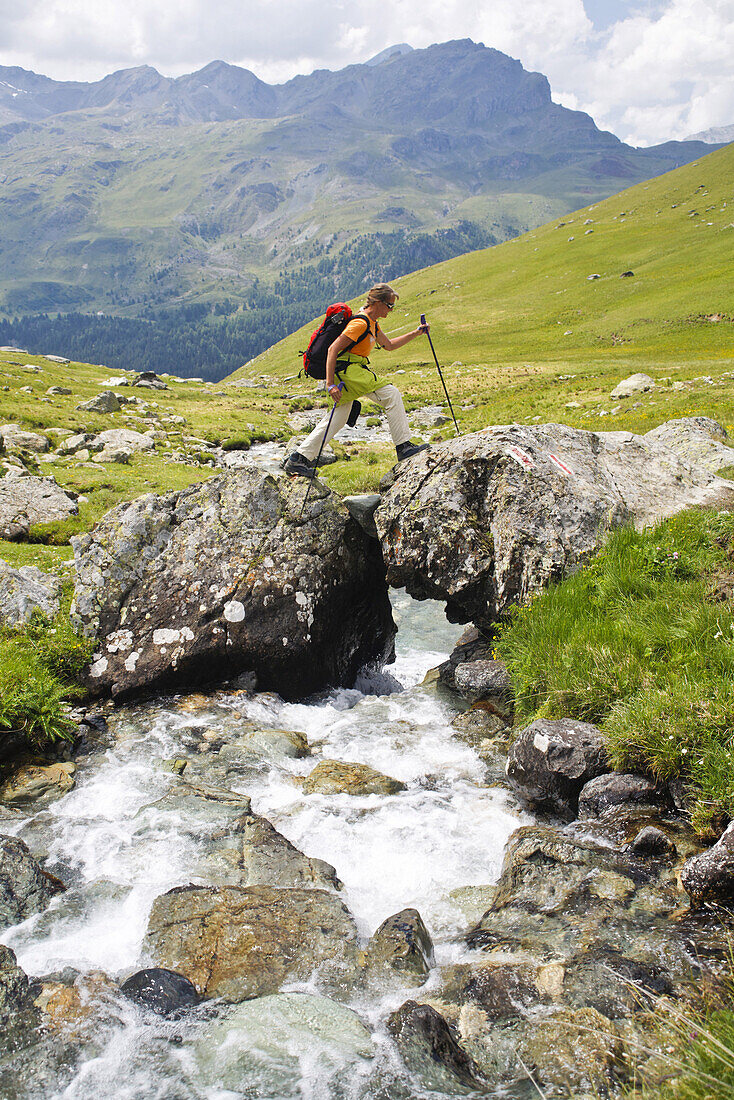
[0,39,721,377]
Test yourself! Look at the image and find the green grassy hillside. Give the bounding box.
[0,140,731,555]
[233,141,733,453]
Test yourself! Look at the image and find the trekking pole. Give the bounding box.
[300,383,343,518]
[420,313,460,436]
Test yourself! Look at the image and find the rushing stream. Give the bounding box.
[3,591,530,1100]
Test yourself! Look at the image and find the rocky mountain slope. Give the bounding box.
[0,40,715,378]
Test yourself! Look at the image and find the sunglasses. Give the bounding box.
[384,301,395,311]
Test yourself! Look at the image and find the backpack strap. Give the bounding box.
[341,313,371,354]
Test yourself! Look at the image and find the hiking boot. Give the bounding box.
[396,440,430,462]
[283,451,316,478]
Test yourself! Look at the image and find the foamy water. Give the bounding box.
[3,591,529,1099]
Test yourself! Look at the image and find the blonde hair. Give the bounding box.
[366,283,399,305]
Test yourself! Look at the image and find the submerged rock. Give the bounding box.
[511,1006,622,1097]
[72,466,395,700]
[194,992,373,1094]
[302,759,406,796]
[0,834,64,929]
[629,826,678,859]
[144,883,360,1001]
[375,424,734,629]
[506,717,609,816]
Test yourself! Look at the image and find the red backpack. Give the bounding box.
[301,303,370,379]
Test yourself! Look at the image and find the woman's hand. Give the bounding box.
[327,382,342,402]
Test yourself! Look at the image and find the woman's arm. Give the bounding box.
[325,332,352,398]
[377,322,429,351]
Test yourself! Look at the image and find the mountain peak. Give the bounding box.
[366,44,414,66]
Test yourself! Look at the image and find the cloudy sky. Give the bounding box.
[1,0,732,145]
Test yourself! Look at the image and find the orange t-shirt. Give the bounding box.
[342,314,380,358]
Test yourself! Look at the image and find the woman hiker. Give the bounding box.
[284,283,431,477]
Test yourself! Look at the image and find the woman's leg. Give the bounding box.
[298,400,353,461]
[369,385,410,446]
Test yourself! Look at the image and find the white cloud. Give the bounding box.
[0,0,732,143]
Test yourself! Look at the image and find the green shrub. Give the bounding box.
[0,610,96,745]
[495,509,734,834]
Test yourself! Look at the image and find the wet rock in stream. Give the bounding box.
[0,945,35,1027]
[144,883,361,1001]
[682,819,734,907]
[387,999,488,1094]
[0,833,65,929]
[363,908,434,989]
[120,967,200,1016]
[201,811,342,891]
[0,761,77,806]
[194,992,374,1094]
[302,759,406,796]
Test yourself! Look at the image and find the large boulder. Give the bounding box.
[375,424,734,628]
[0,562,63,625]
[93,428,154,452]
[77,391,121,414]
[71,466,395,700]
[0,475,78,541]
[0,425,49,453]
[0,834,64,930]
[506,718,610,816]
[144,884,361,1001]
[644,417,734,474]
